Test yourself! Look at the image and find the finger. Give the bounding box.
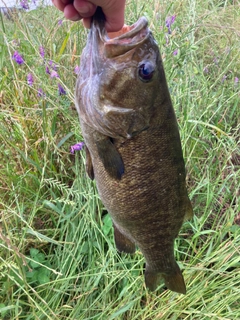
[73,0,97,18]
[52,0,64,11]
[52,0,73,11]
[86,0,126,32]
[64,4,82,20]
[82,17,92,29]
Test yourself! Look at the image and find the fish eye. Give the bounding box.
[138,62,155,82]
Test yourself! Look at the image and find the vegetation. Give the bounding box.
[0,0,239,319]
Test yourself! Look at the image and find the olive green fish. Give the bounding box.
[75,8,193,294]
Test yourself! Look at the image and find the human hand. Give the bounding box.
[52,0,126,32]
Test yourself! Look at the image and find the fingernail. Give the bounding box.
[74,3,93,15]
[78,6,90,14]
[71,13,81,21]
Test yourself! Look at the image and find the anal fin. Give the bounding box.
[113,224,135,254]
[96,138,124,180]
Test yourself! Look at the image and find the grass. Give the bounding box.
[0,0,239,319]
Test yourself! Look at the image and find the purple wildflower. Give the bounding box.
[37,88,45,98]
[12,39,20,47]
[74,65,80,74]
[39,46,45,58]
[50,70,59,78]
[225,47,230,55]
[165,15,176,34]
[234,77,239,84]
[58,83,66,95]
[58,19,63,26]
[213,57,219,65]
[27,73,34,86]
[12,51,24,65]
[203,66,209,74]
[46,66,51,74]
[20,0,29,10]
[70,142,84,154]
[221,75,227,83]
[173,49,178,56]
[48,60,58,71]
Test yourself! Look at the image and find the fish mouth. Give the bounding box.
[99,17,150,58]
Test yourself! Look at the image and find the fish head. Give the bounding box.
[76,13,169,139]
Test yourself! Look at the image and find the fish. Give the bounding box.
[75,7,193,294]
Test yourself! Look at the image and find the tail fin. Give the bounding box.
[144,267,161,291]
[162,263,186,294]
[145,262,186,294]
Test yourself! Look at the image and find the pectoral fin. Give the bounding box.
[113,224,136,254]
[85,146,94,180]
[96,138,124,180]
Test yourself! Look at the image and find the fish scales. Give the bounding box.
[75,7,193,294]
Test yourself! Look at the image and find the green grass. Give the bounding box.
[0,1,239,319]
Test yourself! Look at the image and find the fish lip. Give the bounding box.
[107,17,149,41]
[99,17,150,58]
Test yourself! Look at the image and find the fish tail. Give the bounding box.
[144,267,161,292]
[162,262,186,294]
[145,262,186,294]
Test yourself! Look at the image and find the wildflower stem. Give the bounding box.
[4,35,22,98]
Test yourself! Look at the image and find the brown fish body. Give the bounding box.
[76,8,193,294]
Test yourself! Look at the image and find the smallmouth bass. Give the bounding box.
[75,8,193,294]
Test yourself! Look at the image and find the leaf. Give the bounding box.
[80,241,89,254]
[35,253,46,264]
[25,228,61,245]
[0,303,6,317]
[43,200,63,215]
[56,28,73,62]
[187,120,229,137]
[30,248,39,258]
[26,269,38,283]
[102,214,113,236]
[0,303,15,317]
[37,271,50,285]
[29,260,40,269]
[57,132,74,148]
[109,301,135,319]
